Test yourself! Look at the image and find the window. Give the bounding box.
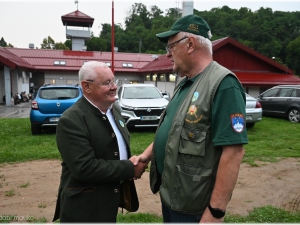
[278,88,294,97]
[159,74,166,82]
[40,88,79,100]
[54,60,66,66]
[169,74,176,82]
[122,63,133,67]
[152,74,157,81]
[262,88,279,97]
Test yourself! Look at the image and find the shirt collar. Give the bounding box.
[83,94,112,114]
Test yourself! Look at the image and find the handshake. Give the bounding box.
[129,154,150,180]
[129,142,153,180]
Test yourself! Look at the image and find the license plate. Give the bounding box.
[141,116,157,120]
[246,116,252,121]
[50,117,60,122]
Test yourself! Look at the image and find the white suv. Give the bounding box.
[116,84,169,127]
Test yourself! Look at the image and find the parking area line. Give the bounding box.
[0,110,19,118]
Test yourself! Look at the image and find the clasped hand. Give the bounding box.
[129,155,149,179]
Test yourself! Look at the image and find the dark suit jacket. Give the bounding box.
[53,97,136,222]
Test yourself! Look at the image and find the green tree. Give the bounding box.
[86,32,107,51]
[0,37,7,47]
[64,40,72,50]
[40,36,55,49]
[149,5,163,19]
[125,3,151,29]
[285,36,300,75]
[40,36,68,50]
[54,42,69,50]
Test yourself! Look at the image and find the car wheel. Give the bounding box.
[31,124,41,135]
[288,108,300,123]
[246,123,255,128]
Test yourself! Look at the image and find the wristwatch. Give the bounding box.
[208,203,226,218]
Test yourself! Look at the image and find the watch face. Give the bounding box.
[213,209,225,218]
[208,204,225,218]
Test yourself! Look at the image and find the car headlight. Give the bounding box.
[119,103,134,111]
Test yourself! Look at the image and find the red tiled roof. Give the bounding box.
[0,47,35,70]
[139,54,172,73]
[61,10,94,27]
[235,72,300,85]
[138,36,300,85]
[213,37,293,74]
[4,48,154,72]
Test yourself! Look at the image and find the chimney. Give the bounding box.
[29,43,35,49]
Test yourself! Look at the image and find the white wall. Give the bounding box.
[157,81,175,97]
[0,70,4,102]
[115,73,143,85]
[44,71,78,85]
[247,87,261,98]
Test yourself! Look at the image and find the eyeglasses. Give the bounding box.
[165,36,188,54]
[85,79,119,88]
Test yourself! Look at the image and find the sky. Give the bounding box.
[0,0,299,49]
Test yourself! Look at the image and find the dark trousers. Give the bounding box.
[161,201,202,223]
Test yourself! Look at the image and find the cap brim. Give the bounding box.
[156,30,180,43]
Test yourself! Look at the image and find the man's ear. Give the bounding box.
[187,37,196,53]
[81,81,91,94]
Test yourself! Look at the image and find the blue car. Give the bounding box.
[30,84,82,135]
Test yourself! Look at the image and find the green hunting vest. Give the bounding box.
[150,61,240,215]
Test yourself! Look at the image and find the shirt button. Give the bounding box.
[112,133,116,137]
[102,116,106,120]
[114,152,119,157]
[114,189,119,193]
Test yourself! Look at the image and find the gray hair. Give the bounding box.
[78,61,109,82]
[178,32,213,55]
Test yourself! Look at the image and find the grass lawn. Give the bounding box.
[0,116,299,222]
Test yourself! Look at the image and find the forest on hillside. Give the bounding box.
[1,3,300,74]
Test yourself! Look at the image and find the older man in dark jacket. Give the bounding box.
[53,61,147,223]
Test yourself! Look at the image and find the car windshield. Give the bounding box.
[123,86,162,99]
[39,88,80,100]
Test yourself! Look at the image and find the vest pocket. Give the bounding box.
[179,127,206,156]
[171,164,212,213]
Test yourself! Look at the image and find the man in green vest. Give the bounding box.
[132,15,248,223]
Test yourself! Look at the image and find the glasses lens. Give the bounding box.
[166,46,170,53]
[108,79,118,88]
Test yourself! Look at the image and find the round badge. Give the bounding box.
[119,120,124,127]
[192,92,199,102]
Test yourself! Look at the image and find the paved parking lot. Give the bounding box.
[0,102,31,118]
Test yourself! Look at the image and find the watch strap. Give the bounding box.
[208,203,226,218]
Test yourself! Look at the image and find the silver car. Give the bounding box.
[116,84,169,127]
[245,93,262,128]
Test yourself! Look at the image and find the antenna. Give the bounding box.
[75,0,78,10]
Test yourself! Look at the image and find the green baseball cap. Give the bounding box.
[156,14,211,43]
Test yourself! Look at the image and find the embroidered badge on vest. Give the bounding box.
[185,105,203,123]
[230,114,245,133]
